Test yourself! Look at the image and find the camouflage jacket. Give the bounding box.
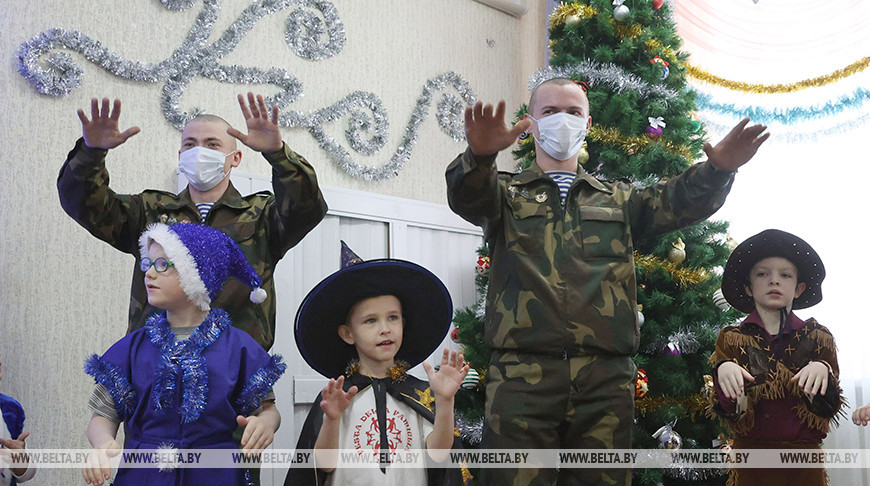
[58,138,328,350]
[446,148,735,357]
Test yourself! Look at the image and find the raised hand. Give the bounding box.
[227,92,283,153]
[703,118,769,171]
[320,375,359,420]
[423,349,470,401]
[464,100,531,157]
[717,361,755,400]
[77,98,141,150]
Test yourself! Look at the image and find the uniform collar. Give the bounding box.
[511,162,612,194]
[173,182,250,210]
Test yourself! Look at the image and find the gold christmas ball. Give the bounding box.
[577,146,590,165]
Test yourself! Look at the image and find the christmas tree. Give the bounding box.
[452,1,745,484]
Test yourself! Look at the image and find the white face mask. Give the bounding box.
[178,147,236,191]
[531,112,589,161]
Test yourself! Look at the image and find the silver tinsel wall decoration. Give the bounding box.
[529,61,678,100]
[282,72,476,181]
[16,0,474,182]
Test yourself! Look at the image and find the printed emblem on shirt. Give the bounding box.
[353,406,414,453]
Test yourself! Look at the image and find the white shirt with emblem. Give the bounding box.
[324,385,433,486]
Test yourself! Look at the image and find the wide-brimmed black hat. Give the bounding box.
[721,229,825,313]
[295,241,453,378]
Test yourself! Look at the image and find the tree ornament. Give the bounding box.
[712,288,731,311]
[566,14,582,25]
[665,341,681,356]
[577,143,590,165]
[726,234,739,253]
[612,0,630,21]
[653,423,683,450]
[462,368,480,390]
[652,0,663,9]
[688,111,703,133]
[635,368,649,398]
[476,256,491,275]
[451,327,460,343]
[637,307,645,327]
[645,116,666,140]
[667,237,686,265]
[650,55,670,80]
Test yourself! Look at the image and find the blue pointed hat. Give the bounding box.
[139,223,266,311]
[295,241,453,378]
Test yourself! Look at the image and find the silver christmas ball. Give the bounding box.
[613,5,630,21]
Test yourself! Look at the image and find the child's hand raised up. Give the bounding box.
[82,439,121,486]
[791,361,830,397]
[423,349,470,401]
[320,375,359,420]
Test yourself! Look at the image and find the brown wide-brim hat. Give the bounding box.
[294,242,453,379]
[721,229,825,313]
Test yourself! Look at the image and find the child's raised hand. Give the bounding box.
[0,431,30,477]
[77,98,141,150]
[717,361,755,400]
[423,349,470,401]
[82,439,121,486]
[236,415,274,456]
[791,361,830,397]
[320,375,358,420]
[853,404,870,426]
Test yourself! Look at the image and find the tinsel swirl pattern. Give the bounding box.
[635,252,710,288]
[529,62,678,100]
[84,354,137,422]
[687,56,870,94]
[17,0,475,181]
[282,72,476,181]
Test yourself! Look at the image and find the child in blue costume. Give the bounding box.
[82,223,286,485]
[0,352,35,485]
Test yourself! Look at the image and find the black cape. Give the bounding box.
[284,372,471,486]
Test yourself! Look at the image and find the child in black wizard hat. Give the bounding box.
[707,229,845,486]
[285,242,472,486]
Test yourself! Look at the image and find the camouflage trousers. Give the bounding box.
[480,350,636,486]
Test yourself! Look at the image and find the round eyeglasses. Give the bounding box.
[140,257,175,273]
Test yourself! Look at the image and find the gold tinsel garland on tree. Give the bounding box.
[634,252,709,288]
[687,56,870,94]
[636,392,708,418]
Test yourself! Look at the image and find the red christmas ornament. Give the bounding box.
[635,369,649,398]
[652,0,663,10]
[476,256,491,275]
[451,327,460,343]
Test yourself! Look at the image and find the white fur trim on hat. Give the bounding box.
[139,223,211,311]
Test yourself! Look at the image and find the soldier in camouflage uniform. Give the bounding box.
[58,93,327,351]
[445,78,769,486]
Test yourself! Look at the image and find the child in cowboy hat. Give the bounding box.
[285,242,471,486]
[82,223,286,486]
[708,229,845,486]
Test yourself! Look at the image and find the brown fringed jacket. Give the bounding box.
[708,310,845,440]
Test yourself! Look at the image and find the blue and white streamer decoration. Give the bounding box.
[16,0,475,181]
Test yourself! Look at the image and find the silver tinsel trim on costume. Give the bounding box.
[529,61,678,100]
[455,412,484,445]
[16,0,474,181]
